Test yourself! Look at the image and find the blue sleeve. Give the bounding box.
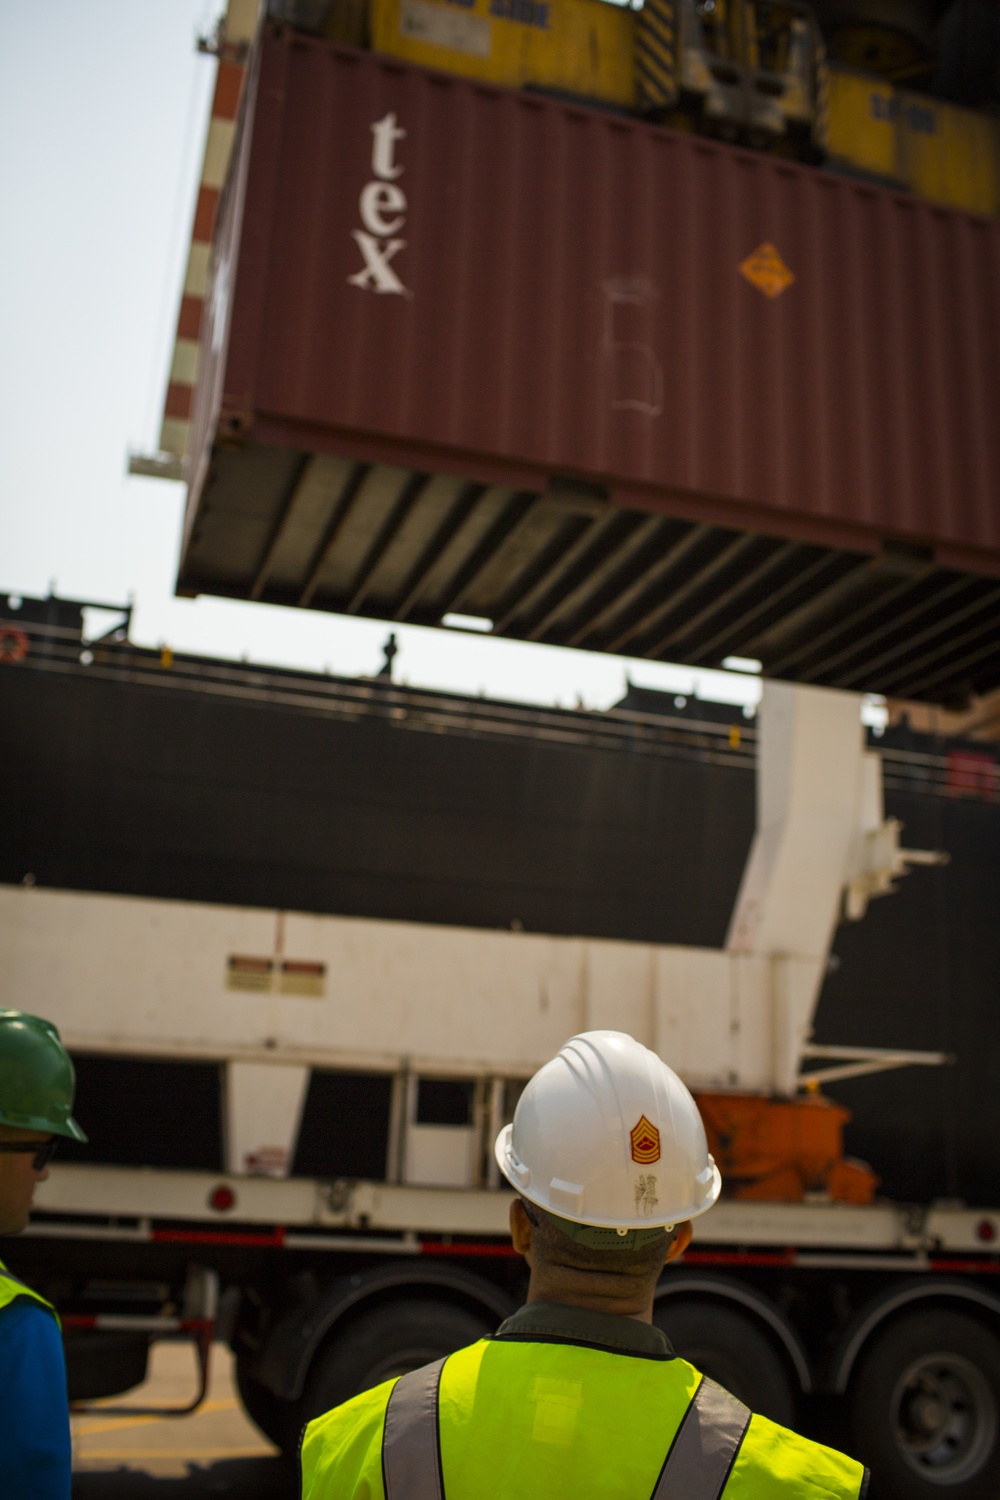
[0,1299,71,1500]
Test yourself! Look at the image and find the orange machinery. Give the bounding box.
[695,1089,879,1204]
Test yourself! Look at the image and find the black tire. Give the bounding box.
[654,1299,797,1427]
[301,1299,492,1428]
[850,1310,1000,1500]
[235,1351,301,1454]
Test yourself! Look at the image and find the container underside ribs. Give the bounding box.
[179,455,1000,705]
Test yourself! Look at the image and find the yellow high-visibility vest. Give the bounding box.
[301,1336,868,1499]
[0,1259,58,1325]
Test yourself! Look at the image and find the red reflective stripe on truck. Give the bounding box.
[930,1257,1000,1273]
[419,1241,519,1258]
[683,1250,798,1268]
[150,1227,287,1248]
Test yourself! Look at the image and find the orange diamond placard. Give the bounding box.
[739,242,795,300]
[630,1115,661,1164]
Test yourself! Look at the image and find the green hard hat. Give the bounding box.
[0,1011,87,1141]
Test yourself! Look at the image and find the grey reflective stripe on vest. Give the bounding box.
[379,1360,750,1500]
[382,1356,448,1500]
[650,1377,752,1500]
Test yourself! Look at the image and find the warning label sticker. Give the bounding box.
[739,242,795,300]
[226,956,326,997]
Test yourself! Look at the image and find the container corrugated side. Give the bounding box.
[192,30,1000,572]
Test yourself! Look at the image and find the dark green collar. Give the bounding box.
[493,1301,674,1360]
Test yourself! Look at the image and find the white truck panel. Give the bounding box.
[404,1125,478,1188]
[726,681,871,964]
[0,883,810,1094]
[30,1163,1000,1255]
[226,1060,310,1176]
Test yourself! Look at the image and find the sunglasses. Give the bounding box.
[0,1139,57,1170]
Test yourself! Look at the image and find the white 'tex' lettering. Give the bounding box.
[349,112,410,297]
[348,231,407,295]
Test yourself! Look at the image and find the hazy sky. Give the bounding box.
[0,1,765,711]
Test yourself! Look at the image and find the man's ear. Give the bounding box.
[510,1198,534,1260]
[666,1221,693,1263]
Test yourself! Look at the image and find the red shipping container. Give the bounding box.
[180,27,1000,703]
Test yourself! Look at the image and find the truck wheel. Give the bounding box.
[235,1352,300,1454]
[301,1300,493,1427]
[851,1309,1000,1499]
[654,1301,796,1427]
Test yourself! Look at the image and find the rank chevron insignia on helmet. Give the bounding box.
[630,1115,661,1164]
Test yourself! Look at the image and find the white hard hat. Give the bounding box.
[495,1031,721,1233]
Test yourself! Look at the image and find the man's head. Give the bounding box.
[0,1125,56,1236]
[495,1031,719,1319]
[509,1197,693,1319]
[0,1011,86,1237]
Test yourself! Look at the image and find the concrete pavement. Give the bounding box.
[72,1341,298,1497]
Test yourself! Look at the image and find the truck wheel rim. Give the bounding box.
[891,1352,997,1484]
